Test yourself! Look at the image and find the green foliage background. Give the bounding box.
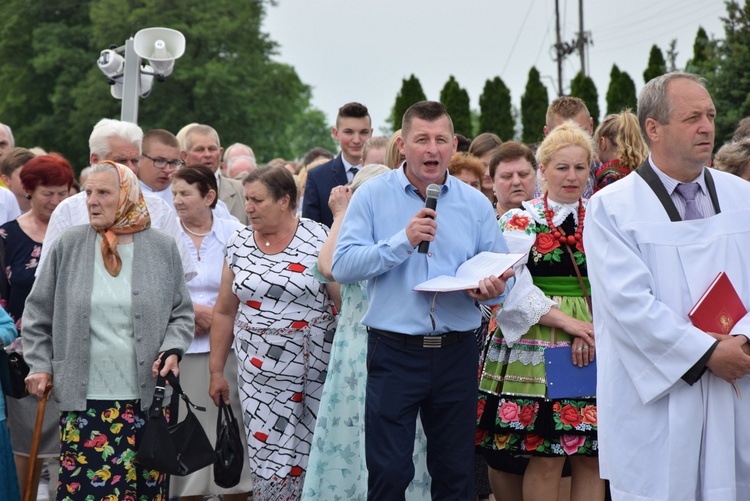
[0,0,334,170]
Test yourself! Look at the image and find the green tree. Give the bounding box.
[439,75,472,137]
[282,106,337,161]
[0,0,328,168]
[570,72,600,127]
[0,1,94,167]
[688,27,710,70]
[478,76,514,140]
[643,45,667,83]
[709,1,750,146]
[390,74,427,131]
[606,65,637,114]
[521,67,549,144]
[685,26,719,78]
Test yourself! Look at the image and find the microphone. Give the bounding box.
[418,184,441,254]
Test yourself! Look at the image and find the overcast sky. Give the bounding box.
[263,0,726,138]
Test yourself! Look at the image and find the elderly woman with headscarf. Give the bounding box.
[22,161,194,501]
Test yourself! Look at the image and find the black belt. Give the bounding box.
[368,327,472,349]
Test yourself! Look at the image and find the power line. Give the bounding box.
[501,0,538,77]
[595,3,721,45]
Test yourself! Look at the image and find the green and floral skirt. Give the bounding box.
[476,289,597,457]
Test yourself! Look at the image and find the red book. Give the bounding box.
[689,272,747,334]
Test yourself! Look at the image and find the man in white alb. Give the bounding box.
[585,72,750,501]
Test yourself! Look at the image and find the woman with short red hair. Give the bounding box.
[1,153,74,501]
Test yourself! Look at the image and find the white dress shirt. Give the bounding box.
[180,215,244,353]
[0,187,21,225]
[341,156,361,183]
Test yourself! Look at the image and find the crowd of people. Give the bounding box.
[0,70,749,501]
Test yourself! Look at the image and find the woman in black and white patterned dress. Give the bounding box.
[209,166,338,501]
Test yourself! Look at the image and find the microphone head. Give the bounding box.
[425,184,441,200]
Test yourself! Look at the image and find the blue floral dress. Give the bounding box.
[302,273,431,501]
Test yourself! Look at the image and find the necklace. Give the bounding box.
[181,220,211,237]
[256,219,298,247]
[543,193,585,245]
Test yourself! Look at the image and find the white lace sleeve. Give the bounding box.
[496,265,555,347]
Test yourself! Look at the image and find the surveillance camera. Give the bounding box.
[97,49,125,79]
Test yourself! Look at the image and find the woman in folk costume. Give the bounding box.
[477,123,604,501]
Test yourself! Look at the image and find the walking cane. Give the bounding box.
[24,383,52,501]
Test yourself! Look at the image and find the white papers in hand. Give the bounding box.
[413,251,525,292]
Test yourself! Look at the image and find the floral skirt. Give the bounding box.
[476,295,597,457]
[57,399,168,501]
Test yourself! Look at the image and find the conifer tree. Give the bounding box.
[440,75,472,137]
[478,76,514,140]
[570,72,600,127]
[521,67,549,144]
[390,74,427,131]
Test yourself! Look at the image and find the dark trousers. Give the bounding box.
[365,329,478,501]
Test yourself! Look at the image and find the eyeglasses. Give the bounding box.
[142,153,184,170]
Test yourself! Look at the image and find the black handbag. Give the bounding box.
[0,349,30,399]
[213,399,245,488]
[136,371,217,475]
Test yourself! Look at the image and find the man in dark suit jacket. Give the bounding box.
[303,102,372,228]
[181,124,250,225]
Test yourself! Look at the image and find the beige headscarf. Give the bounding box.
[93,161,151,276]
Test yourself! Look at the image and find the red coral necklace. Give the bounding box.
[543,193,585,246]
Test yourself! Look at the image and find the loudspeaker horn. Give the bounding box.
[133,27,185,77]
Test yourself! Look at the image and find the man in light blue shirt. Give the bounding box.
[332,101,514,500]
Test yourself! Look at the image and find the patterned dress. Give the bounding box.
[476,197,597,458]
[0,219,41,323]
[302,274,431,501]
[594,159,631,193]
[226,219,337,501]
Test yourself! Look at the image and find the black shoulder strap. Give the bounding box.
[703,168,722,215]
[635,161,682,222]
[635,161,721,221]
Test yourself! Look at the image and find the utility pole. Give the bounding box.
[578,0,586,75]
[577,0,593,76]
[553,0,593,95]
[555,0,564,96]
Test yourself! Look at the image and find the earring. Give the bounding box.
[26,194,31,200]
